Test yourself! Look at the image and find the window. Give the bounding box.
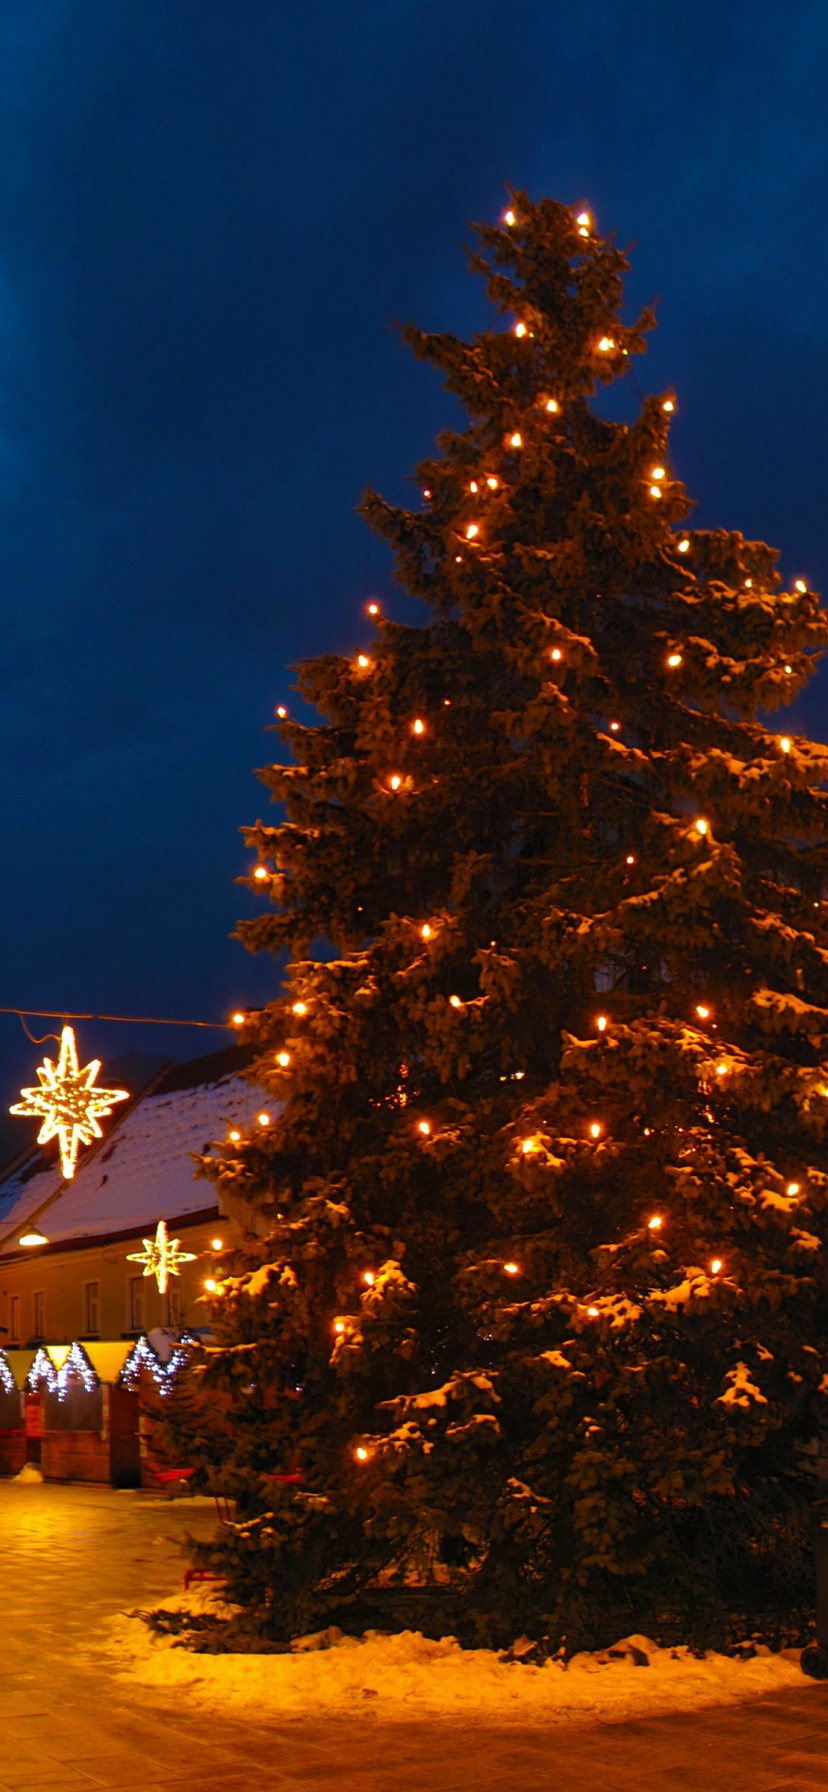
[10,1296,19,1343]
[164,1285,184,1328]
[84,1281,100,1336]
[129,1276,144,1333]
[32,1290,44,1339]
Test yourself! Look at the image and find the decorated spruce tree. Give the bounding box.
[191,191,828,1649]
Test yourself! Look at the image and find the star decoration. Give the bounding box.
[10,1025,129,1181]
[127,1218,196,1295]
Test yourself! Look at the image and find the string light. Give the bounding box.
[466,523,479,540]
[610,721,620,731]
[277,1051,291,1069]
[780,737,791,753]
[120,1334,188,1396]
[589,1122,602,1139]
[510,432,523,449]
[521,1138,536,1155]
[514,322,527,338]
[678,538,690,553]
[232,1012,245,1027]
[418,1120,431,1136]
[596,1015,607,1032]
[420,923,433,940]
[357,654,371,669]
[10,1026,128,1182]
[551,647,562,662]
[711,1258,723,1275]
[626,853,635,865]
[795,579,807,593]
[663,398,675,413]
[696,1005,710,1020]
[254,866,268,881]
[334,1319,346,1334]
[587,1305,599,1318]
[503,1262,519,1275]
[651,466,666,481]
[695,818,709,836]
[276,705,288,719]
[204,1278,218,1294]
[486,475,499,489]
[449,995,463,1009]
[355,1445,370,1461]
[363,1270,375,1286]
[211,1238,224,1250]
[545,398,559,414]
[367,601,380,616]
[127,1219,196,1296]
[292,1001,307,1016]
[258,1111,270,1126]
[787,1181,800,1197]
[469,480,478,494]
[228,1130,241,1143]
[598,337,615,352]
[503,209,516,226]
[667,652,683,667]
[390,775,402,790]
[648,1216,663,1231]
[650,485,662,499]
[412,718,425,735]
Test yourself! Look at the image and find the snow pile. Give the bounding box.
[94,1598,806,1724]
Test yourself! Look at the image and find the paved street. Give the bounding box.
[0,1478,828,1790]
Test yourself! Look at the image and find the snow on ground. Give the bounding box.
[96,1590,806,1725]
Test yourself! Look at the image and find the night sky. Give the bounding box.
[2,1,828,1145]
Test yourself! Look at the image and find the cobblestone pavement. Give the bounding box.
[1,1479,827,1791]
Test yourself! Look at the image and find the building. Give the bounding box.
[0,1043,260,1348]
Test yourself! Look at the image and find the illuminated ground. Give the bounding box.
[0,1478,826,1791]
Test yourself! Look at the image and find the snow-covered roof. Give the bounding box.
[0,1046,267,1250]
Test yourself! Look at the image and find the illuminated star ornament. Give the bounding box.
[10,1026,129,1181]
[127,1219,196,1295]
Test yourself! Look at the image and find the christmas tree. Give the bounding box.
[189,191,828,1651]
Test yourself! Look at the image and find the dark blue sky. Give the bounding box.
[2,0,828,1131]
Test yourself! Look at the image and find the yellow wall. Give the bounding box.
[0,1216,238,1345]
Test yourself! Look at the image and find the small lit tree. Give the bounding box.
[191,191,828,1649]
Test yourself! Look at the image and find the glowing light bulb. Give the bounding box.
[367,601,379,616]
[277,1051,291,1069]
[204,1278,218,1293]
[678,538,690,553]
[418,1120,431,1136]
[546,398,559,414]
[423,489,432,499]
[504,209,516,226]
[695,818,709,836]
[486,475,499,489]
[667,652,683,667]
[211,1238,224,1250]
[576,211,590,227]
[598,337,615,352]
[390,775,402,790]
[650,485,662,499]
[231,1012,245,1027]
[696,1005,710,1020]
[715,1062,728,1077]
[334,1319,346,1333]
[648,1216,663,1231]
[449,995,463,1009]
[551,647,562,662]
[521,1138,536,1155]
[469,480,478,494]
[514,322,527,338]
[510,432,523,449]
[503,1262,519,1275]
[292,1001,307,1016]
[651,466,666,481]
[795,579,807,593]
[610,721,620,731]
[626,853,635,865]
[357,653,370,669]
[421,923,433,940]
[258,1112,270,1126]
[780,737,791,753]
[466,523,479,540]
[785,664,793,675]
[228,1130,241,1143]
[578,226,589,238]
[787,1181,800,1197]
[276,705,288,719]
[663,398,675,413]
[412,718,425,735]
[589,1122,602,1139]
[19,1230,47,1248]
[744,578,753,588]
[596,1015,607,1032]
[355,1445,369,1461]
[363,1270,375,1286]
[587,1305,599,1318]
[254,865,268,881]
[711,1258,722,1275]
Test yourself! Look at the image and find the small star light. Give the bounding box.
[667,652,683,667]
[357,653,371,669]
[389,774,402,790]
[521,1138,537,1155]
[651,466,666,481]
[449,995,463,1009]
[626,853,635,865]
[466,523,479,540]
[228,1129,241,1143]
[127,1219,196,1296]
[363,1270,375,1286]
[695,817,709,836]
[418,1120,431,1137]
[550,647,563,662]
[546,398,559,414]
[258,1111,270,1126]
[11,1026,128,1181]
[469,480,478,494]
[587,1305,600,1318]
